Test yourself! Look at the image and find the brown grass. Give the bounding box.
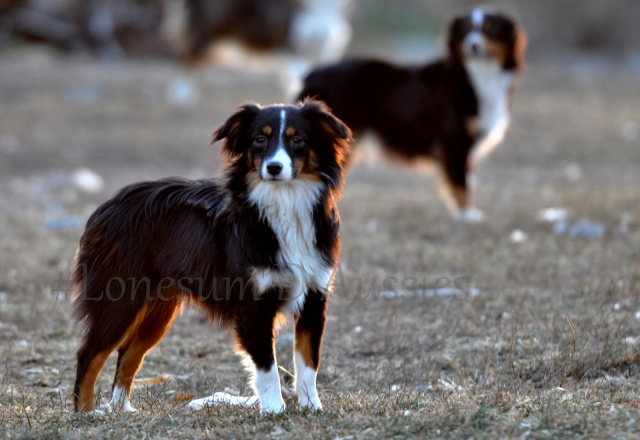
[1,47,640,439]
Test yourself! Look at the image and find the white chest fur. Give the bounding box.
[465,59,514,164]
[248,179,334,316]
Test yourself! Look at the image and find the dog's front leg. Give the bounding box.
[235,292,285,414]
[293,289,327,410]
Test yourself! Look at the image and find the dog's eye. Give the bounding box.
[291,136,304,149]
[254,136,267,152]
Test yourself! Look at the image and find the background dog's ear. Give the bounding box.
[212,104,261,157]
[505,24,527,71]
[447,16,466,62]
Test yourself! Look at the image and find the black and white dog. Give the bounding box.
[72,100,351,414]
[299,8,527,221]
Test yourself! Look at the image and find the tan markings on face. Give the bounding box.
[244,169,262,189]
[286,127,296,137]
[262,125,272,136]
[486,39,508,67]
[246,150,263,171]
[253,155,263,171]
[297,151,322,182]
[466,116,482,138]
[456,41,467,64]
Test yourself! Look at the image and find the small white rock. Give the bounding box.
[564,163,582,181]
[72,168,104,193]
[569,220,605,238]
[510,229,527,243]
[621,120,639,142]
[167,78,195,104]
[537,207,569,223]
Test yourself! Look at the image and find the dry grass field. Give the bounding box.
[1,47,639,439]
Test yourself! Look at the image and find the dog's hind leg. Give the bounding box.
[293,289,327,410]
[73,304,148,412]
[110,298,181,411]
[74,343,115,412]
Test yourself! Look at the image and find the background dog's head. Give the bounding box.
[213,99,351,189]
[448,8,527,70]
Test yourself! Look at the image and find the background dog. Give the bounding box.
[298,7,526,221]
[71,100,351,414]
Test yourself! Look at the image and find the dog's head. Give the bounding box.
[448,7,527,71]
[213,99,351,190]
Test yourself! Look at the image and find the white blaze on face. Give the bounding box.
[463,8,487,56]
[261,109,293,181]
[471,8,484,28]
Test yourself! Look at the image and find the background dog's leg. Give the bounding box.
[234,293,285,414]
[439,143,484,222]
[293,289,327,410]
[110,298,181,412]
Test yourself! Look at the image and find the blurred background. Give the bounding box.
[0,0,638,262]
[2,0,640,60]
[1,3,640,434]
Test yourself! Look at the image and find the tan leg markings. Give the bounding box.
[294,330,314,368]
[112,299,180,405]
[76,350,113,412]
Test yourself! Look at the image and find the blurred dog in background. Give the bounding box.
[163,0,352,96]
[168,0,351,67]
[299,7,526,221]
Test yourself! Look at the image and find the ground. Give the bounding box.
[1,48,640,439]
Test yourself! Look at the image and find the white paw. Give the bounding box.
[298,391,323,411]
[103,402,138,412]
[255,365,285,414]
[109,386,138,412]
[456,207,485,223]
[121,401,137,412]
[294,353,322,411]
[259,393,286,414]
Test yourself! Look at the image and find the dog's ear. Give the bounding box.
[505,23,527,71]
[299,98,352,171]
[447,16,466,62]
[299,99,351,141]
[212,104,261,157]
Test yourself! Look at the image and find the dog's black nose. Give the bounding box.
[471,42,480,54]
[267,162,283,176]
